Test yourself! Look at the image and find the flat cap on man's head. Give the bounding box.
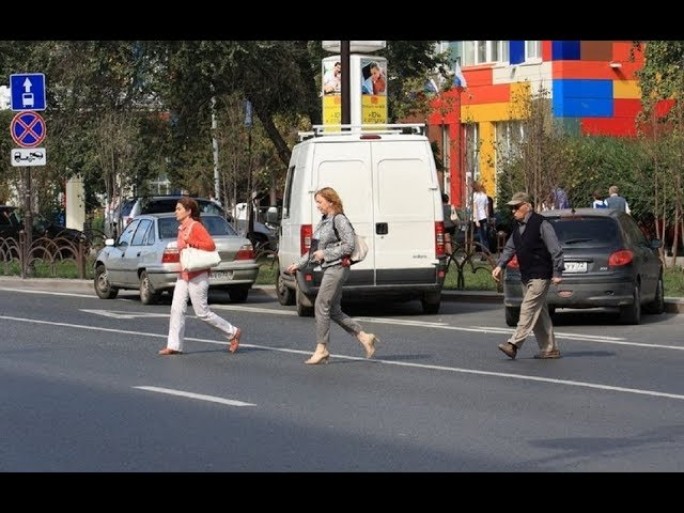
[506,192,530,206]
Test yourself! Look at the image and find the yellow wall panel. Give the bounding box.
[613,80,641,99]
[479,121,496,195]
[461,102,528,123]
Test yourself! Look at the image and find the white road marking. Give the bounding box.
[134,386,255,406]
[2,314,684,403]
[81,309,170,319]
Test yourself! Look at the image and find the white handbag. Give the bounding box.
[350,234,368,264]
[179,221,221,271]
[180,246,221,271]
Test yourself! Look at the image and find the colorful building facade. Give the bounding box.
[427,40,645,209]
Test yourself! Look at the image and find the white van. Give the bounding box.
[276,124,449,316]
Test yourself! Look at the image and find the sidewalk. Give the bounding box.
[1,276,682,313]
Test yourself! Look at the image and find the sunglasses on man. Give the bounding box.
[511,203,526,212]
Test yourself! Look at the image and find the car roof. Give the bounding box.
[541,208,620,218]
[139,212,221,219]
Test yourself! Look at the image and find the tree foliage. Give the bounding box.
[0,40,449,219]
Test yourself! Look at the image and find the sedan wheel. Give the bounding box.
[94,264,118,299]
[139,271,159,305]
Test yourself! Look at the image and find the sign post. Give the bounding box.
[9,73,47,278]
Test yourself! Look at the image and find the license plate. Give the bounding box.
[210,271,233,280]
[564,262,587,273]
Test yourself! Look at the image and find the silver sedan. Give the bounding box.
[93,212,259,304]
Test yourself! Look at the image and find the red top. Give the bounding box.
[177,218,217,281]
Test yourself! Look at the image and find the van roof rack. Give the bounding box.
[298,123,426,140]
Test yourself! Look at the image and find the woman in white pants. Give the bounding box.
[159,197,242,356]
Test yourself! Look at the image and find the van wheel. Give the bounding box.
[421,292,441,314]
[276,270,295,306]
[295,283,314,317]
[505,306,520,327]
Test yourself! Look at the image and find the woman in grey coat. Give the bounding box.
[286,187,379,365]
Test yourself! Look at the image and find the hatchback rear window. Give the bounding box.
[547,217,620,246]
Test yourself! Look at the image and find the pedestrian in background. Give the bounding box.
[553,184,570,209]
[472,181,490,253]
[286,187,379,365]
[492,192,564,360]
[591,190,607,208]
[442,192,456,255]
[159,197,242,356]
[605,185,630,214]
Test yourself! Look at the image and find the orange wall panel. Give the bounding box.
[613,41,643,63]
[463,67,494,88]
[553,61,624,80]
[460,84,511,105]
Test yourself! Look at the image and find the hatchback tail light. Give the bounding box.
[608,249,634,267]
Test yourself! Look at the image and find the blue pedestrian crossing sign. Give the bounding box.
[10,73,46,111]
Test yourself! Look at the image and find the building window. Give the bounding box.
[462,41,509,66]
[465,123,480,181]
[525,41,541,61]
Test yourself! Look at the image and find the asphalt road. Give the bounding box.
[1,277,684,472]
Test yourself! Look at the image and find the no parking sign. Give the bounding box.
[10,110,46,148]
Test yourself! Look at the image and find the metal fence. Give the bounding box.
[0,230,106,279]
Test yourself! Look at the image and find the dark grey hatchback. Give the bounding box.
[503,208,665,326]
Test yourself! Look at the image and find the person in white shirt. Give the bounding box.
[591,190,607,208]
[472,181,490,253]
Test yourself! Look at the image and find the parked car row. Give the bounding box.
[106,195,278,252]
[0,205,87,259]
[92,196,666,330]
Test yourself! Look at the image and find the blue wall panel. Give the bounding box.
[510,41,525,65]
[553,96,614,118]
[553,79,613,99]
[552,41,581,60]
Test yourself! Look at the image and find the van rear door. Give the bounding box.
[371,139,441,284]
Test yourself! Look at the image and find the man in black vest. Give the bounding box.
[492,192,564,359]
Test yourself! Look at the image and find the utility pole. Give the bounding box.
[341,41,351,127]
[211,95,220,204]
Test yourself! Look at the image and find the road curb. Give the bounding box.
[1,277,682,314]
